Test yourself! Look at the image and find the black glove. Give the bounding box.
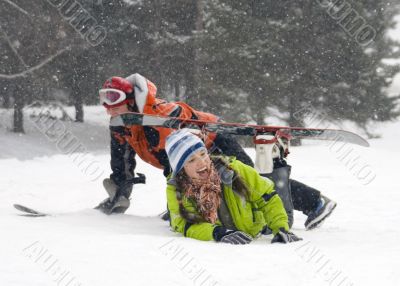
[271,228,302,243]
[213,226,253,245]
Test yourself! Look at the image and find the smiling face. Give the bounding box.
[183,149,211,180]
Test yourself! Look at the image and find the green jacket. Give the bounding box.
[166,156,289,241]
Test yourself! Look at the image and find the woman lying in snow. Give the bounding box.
[165,129,302,244]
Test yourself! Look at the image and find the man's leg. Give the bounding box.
[290,179,337,230]
[290,179,321,215]
[262,166,294,227]
[212,134,254,166]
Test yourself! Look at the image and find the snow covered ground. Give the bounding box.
[0,106,399,286]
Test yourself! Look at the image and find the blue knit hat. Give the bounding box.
[165,129,207,176]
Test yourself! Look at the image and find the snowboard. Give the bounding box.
[14,203,168,219]
[14,204,48,217]
[109,112,369,147]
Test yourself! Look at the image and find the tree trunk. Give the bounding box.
[194,0,203,108]
[13,86,24,133]
[288,93,302,146]
[186,0,204,108]
[71,61,84,122]
[153,0,163,87]
[256,109,264,125]
[0,80,10,108]
[73,91,84,122]
[3,92,10,108]
[174,80,180,101]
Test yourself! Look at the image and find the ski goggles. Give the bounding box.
[99,88,128,107]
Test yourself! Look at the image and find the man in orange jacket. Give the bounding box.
[97,73,336,230]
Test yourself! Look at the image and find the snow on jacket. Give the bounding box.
[166,156,289,241]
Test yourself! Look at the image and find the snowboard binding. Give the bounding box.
[95,174,146,215]
[254,131,294,228]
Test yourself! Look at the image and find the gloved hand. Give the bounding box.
[271,228,302,243]
[213,226,253,245]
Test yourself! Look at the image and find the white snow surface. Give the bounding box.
[0,106,399,286]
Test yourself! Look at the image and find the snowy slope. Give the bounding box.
[0,106,399,286]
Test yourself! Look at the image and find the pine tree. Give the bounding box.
[199,0,400,137]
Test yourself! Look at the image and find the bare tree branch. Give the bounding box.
[1,0,29,16]
[0,48,68,79]
[0,26,28,68]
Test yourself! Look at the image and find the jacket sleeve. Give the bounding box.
[166,183,216,241]
[109,126,137,187]
[231,159,289,234]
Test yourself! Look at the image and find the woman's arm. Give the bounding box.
[230,159,289,234]
[166,183,217,241]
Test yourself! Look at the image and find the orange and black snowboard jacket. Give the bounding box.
[109,75,218,188]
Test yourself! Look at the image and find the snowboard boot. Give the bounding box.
[95,195,130,215]
[95,178,132,214]
[255,134,294,228]
[261,164,294,228]
[304,195,337,230]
